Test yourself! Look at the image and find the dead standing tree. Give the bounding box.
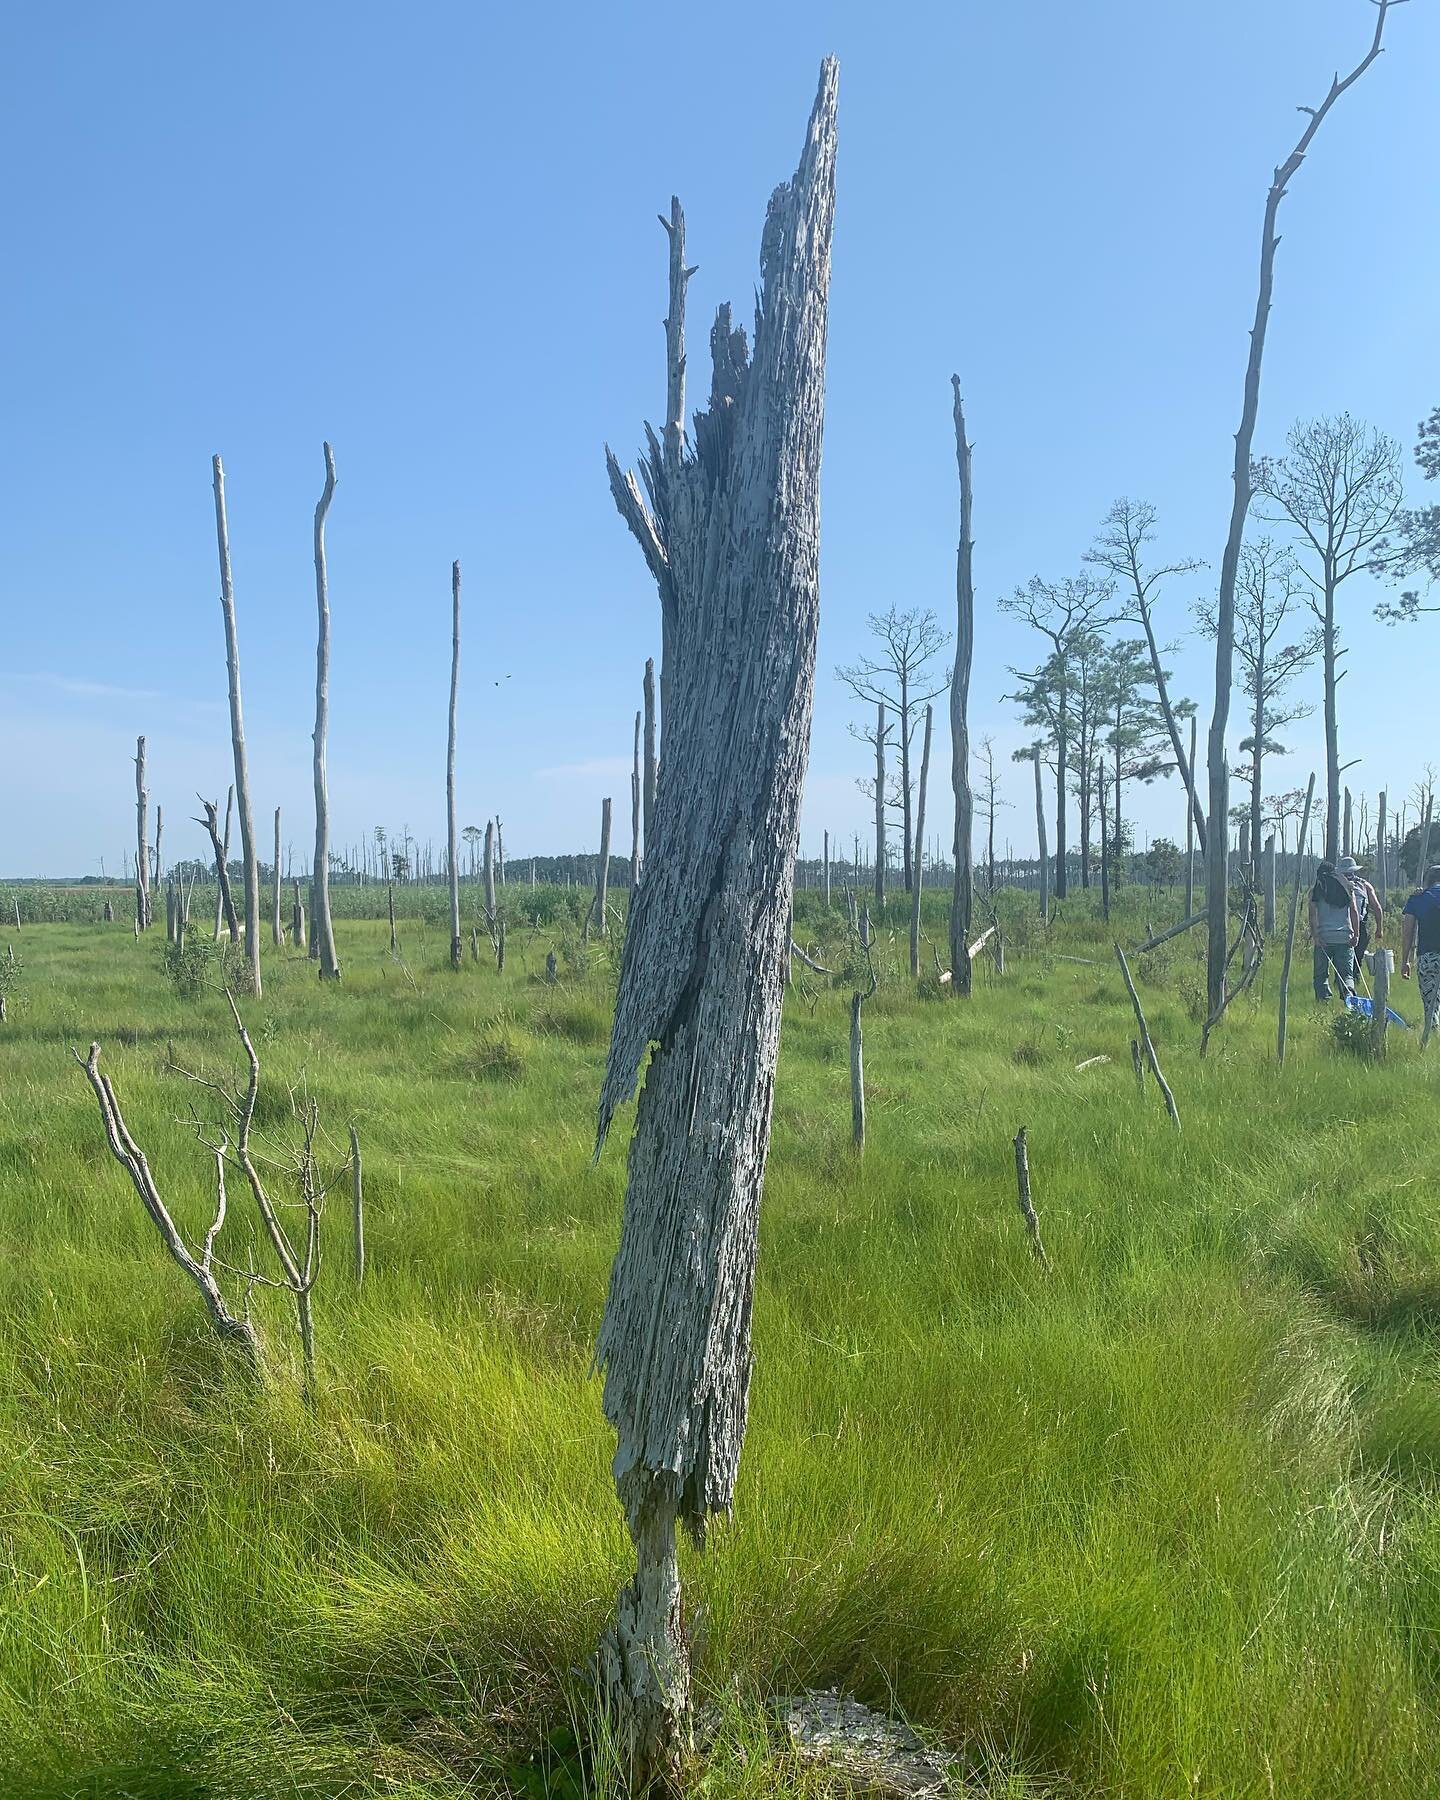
[447,561,463,970]
[134,735,151,931]
[593,60,837,1784]
[593,796,612,938]
[310,443,341,980]
[1203,1,1401,1027]
[909,703,933,979]
[949,377,975,995]
[272,807,283,947]
[197,796,240,945]
[212,456,262,996]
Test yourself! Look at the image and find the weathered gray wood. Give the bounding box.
[592,62,837,1785]
[1033,748,1050,920]
[153,804,163,894]
[823,828,831,908]
[642,656,658,857]
[1370,947,1393,1060]
[447,560,463,971]
[1377,789,1388,907]
[1277,772,1316,1064]
[593,798,612,937]
[213,785,233,941]
[1204,2,1398,1026]
[387,877,397,956]
[545,949,558,984]
[483,819,496,933]
[1012,1127,1051,1271]
[197,795,240,945]
[1343,786,1353,860]
[873,700,887,909]
[272,807,283,947]
[1137,910,1208,954]
[77,1043,260,1370]
[949,378,975,998]
[1263,833,1277,935]
[134,736,151,931]
[349,1122,364,1284]
[292,880,306,957]
[1131,1038,1145,1093]
[1115,942,1180,1129]
[909,703,932,979]
[212,456,262,995]
[311,443,341,981]
[790,940,831,975]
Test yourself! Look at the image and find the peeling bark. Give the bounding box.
[593,61,837,1786]
[594,798,612,937]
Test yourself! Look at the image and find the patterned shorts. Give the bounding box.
[1419,952,1440,1036]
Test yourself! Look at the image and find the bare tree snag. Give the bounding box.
[1263,833,1277,935]
[134,736,151,931]
[447,560,463,971]
[1377,789,1388,907]
[642,656,658,858]
[76,1043,260,1371]
[272,807,283,947]
[1033,748,1050,920]
[496,817,505,886]
[349,1122,364,1283]
[214,785,234,941]
[1131,1038,1145,1093]
[1343,786,1353,860]
[1012,1128,1051,1271]
[212,456,262,996]
[1277,772,1316,1064]
[1185,713,1197,916]
[593,61,837,1786]
[153,803,163,894]
[197,796,240,945]
[1205,0,1400,1027]
[387,876,397,957]
[593,797,613,938]
[1115,942,1180,1129]
[292,880,306,957]
[311,443,341,981]
[909,703,932,979]
[823,828,831,908]
[873,700,887,909]
[483,820,497,934]
[631,709,643,893]
[949,378,975,996]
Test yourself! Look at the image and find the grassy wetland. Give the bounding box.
[3,887,1439,1798]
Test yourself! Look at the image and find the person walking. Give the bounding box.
[1309,858,1360,1002]
[1400,862,1440,1047]
[1337,855,1383,963]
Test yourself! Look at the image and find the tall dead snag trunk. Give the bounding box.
[1377,789,1388,908]
[1277,772,1315,1064]
[272,808,283,947]
[642,657,658,857]
[197,796,240,945]
[1033,748,1050,920]
[873,700,887,909]
[311,443,341,981]
[949,378,975,997]
[1185,713,1197,917]
[212,456,262,996]
[631,710,643,893]
[153,804,163,894]
[214,786,233,940]
[823,829,831,908]
[909,704,932,979]
[593,797,613,938]
[292,880,306,954]
[1263,833,1277,935]
[483,820,497,935]
[1204,1,1399,1028]
[594,60,837,1786]
[134,736,151,931]
[447,560,463,970]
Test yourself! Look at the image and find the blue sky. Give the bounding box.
[1,0,1436,877]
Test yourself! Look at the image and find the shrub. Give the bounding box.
[161,937,238,998]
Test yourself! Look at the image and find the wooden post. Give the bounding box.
[134,736,151,931]
[311,443,341,980]
[272,807,283,947]
[212,455,262,996]
[593,797,612,937]
[1012,1127,1051,1271]
[1115,942,1180,1129]
[909,704,932,979]
[1277,772,1316,1065]
[446,560,463,971]
[1370,946,1393,1060]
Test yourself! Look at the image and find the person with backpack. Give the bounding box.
[1336,855,1383,963]
[1308,858,1360,1002]
[1400,863,1440,1047]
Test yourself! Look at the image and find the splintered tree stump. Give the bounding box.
[591,62,837,1787]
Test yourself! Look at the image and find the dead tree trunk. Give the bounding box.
[349,1123,364,1283]
[1263,833,1277,936]
[198,796,240,945]
[1185,713,1197,917]
[483,820,497,933]
[1205,1,1398,1028]
[949,378,975,998]
[593,797,613,938]
[386,878,397,956]
[1033,748,1050,921]
[272,807,283,947]
[1277,773,1316,1064]
[311,443,341,980]
[214,786,233,941]
[631,709,643,893]
[1115,942,1180,1129]
[1377,789,1388,908]
[593,62,837,1786]
[642,656,658,857]
[823,828,831,908]
[153,804,163,894]
[212,455,262,996]
[447,560,463,970]
[1012,1127,1051,1271]
[134,736,151,931]
[909,703,932,979]
[1342,786,1353,860]
[873,699,887,910]
[292,880,306,956]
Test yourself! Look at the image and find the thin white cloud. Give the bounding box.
[12,671,164,703]
[534,755,632,783]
